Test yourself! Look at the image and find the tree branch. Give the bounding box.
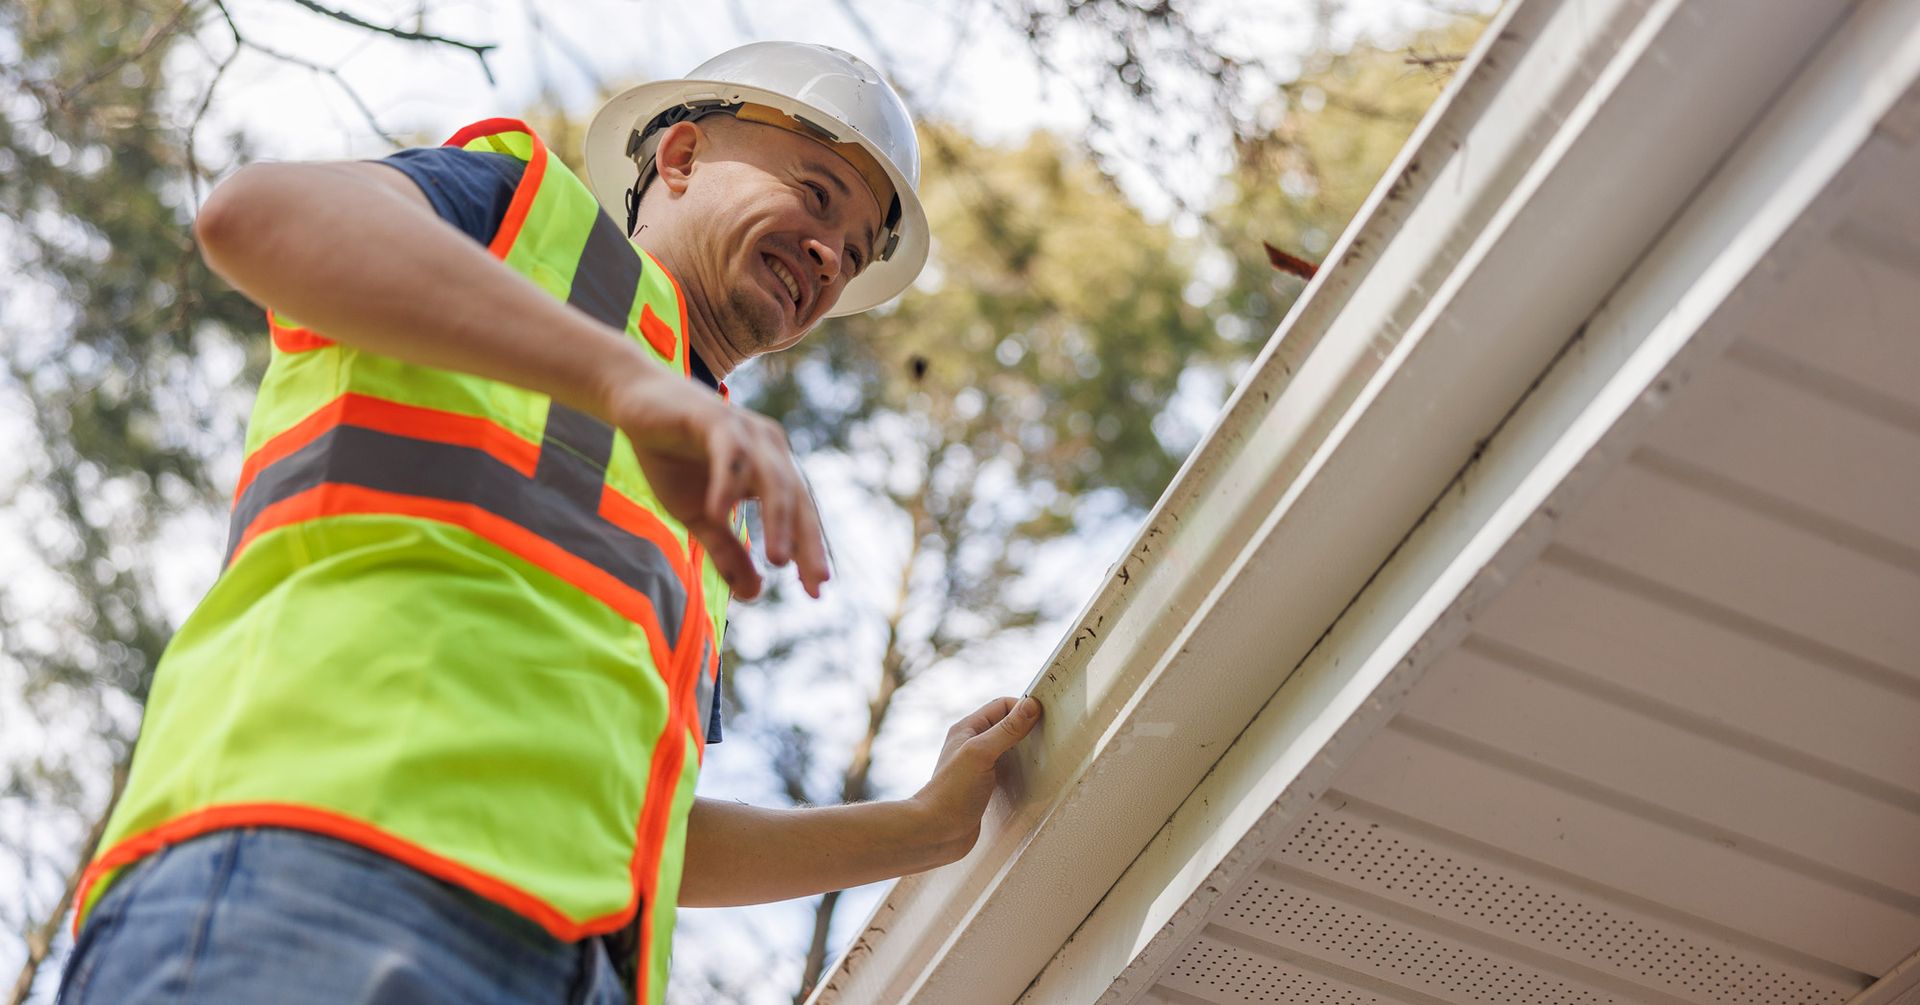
[55,1,195,106]
[181,32,239,212]
[1403,52,1467,69]
[521,0,608,101]
[283,0,497,84]
[5,758,129,1005]
[209,0,399,147]
[794,466,927,1002]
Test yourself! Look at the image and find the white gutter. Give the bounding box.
[1853,943,1920,1004]
[807,0,1880,1002]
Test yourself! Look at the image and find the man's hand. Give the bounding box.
[907,696,1045,862]
[680,695,1044,907]
[600,367,829,601]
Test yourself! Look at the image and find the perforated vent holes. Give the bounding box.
[1222,879,1613,1004]
[1271,810,1849,1004]
[1165,939,1382,1004]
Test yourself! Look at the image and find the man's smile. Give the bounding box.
[763,252,806,323]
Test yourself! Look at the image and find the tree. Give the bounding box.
[1206,19,1485,350]
[0,2,260,1000]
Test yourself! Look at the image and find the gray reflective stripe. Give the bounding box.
[543,207,637,506]
[693,638,716,742]
[527,205,648,509]
[230,201,697,646]
[227,423,689,650]
[566,209,644,331]
[534,404,616,510]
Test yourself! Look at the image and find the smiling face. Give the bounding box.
[630,115,886,377]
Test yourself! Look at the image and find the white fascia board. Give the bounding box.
[805,1,1882,1003]
[1026,1,1920,1002]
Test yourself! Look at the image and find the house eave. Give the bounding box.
[805,0,1918,1002]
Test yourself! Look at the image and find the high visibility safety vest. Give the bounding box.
[76,119,729,1004]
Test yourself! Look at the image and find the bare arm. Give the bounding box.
[680,696,1042,907]
[680,799,954,907]
[195,161,825,597]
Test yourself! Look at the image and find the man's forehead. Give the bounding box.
[724,115,888,246]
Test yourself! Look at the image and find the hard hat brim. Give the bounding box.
[584,79,930,318]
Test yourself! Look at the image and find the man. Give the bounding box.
[58,42,1042,1005]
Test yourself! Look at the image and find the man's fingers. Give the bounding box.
[703,430,750,526]
[669,407,829,601]
[788,465,831,598]
[947,696,1012,742]
[736,419,828,597]
[694,521,762,600]
[961,696,1043,761]
[756,435,797,570]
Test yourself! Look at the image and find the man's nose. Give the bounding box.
[804,238,842,284]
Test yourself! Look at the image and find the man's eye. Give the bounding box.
[806,182,828,209]
[846,246,863,273]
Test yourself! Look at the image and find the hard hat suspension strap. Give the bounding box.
[623,100,728,238]
[623,100,904,262]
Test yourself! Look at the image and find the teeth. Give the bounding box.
[768,257,800,305]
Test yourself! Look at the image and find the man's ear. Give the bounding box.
[654,121,704,196]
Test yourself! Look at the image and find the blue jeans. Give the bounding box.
[57,827,627,1004]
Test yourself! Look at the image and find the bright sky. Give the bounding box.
[182,0,1465,213]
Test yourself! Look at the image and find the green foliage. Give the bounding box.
[750,126,1218,518]
[1209,20,1485,348]
[3,0,259,705]
[717,123,1236,1002]
[2,3,256,991]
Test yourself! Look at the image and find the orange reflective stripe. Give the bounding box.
[76,803,641,943]
[233,483,679,677]
[666,260,690,378]
[442,116,536,150]
[235,394,542,503]
[268,311,333,353]
[440,118,547,261]
[631,539,714,1002]
[641,249,692,378]
[491,138,545,259]
[597,483,686,567]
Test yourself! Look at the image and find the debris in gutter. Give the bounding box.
[1263,241,1320,280]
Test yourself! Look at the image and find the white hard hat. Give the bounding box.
[584,42,929,317]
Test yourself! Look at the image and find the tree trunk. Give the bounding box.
[793,488,927,1003]
[792,888,843,1005]
[8,757,129,1005]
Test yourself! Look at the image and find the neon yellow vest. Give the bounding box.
[78,118,726,1004]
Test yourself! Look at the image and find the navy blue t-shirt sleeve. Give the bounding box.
[377,144,728,745]
[378,147,525,246]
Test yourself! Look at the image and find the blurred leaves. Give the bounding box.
[1208,18,1484,344]
[3,1,258,998]
[3,0,258,710]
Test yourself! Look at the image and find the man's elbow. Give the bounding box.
[194,164,281,277]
